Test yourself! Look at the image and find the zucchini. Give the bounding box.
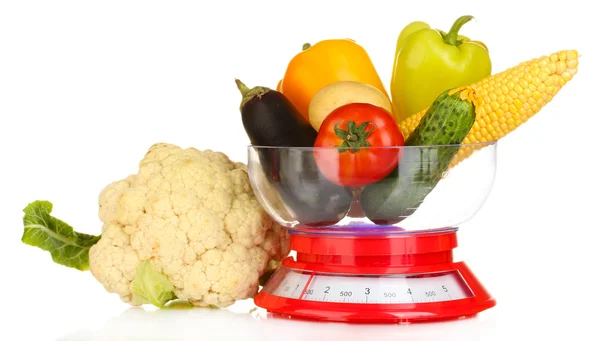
[360,89,476,224]
[236,79,353,226]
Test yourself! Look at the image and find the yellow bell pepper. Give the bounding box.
[390,15,492,122]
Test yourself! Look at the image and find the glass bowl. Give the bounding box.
[247,142,496,235]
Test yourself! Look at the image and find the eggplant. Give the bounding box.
[275,148,354,226]
[236,79,316,147]
[236,79,353,225]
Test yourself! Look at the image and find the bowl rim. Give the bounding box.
[247,141,497,150]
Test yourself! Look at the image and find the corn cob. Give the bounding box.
[398,50,579,168]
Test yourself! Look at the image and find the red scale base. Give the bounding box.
[254,230,495,323]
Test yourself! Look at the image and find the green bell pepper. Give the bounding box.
[390,15,492,122]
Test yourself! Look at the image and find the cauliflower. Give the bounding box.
[88,143,290,308]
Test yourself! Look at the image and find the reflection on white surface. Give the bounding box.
[55,301,498,341]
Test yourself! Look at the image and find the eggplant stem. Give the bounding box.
[235,79,251,97]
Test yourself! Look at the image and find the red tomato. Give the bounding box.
[313,103,405,187]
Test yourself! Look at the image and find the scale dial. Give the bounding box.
[255,231,495,322]
[264,266,473,304]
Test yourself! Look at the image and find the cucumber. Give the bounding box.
[236,79,353,226]
[360,89,476,224]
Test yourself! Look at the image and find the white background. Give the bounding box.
[1,0,599,340]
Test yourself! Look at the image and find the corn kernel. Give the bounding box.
[557,61,567,74]
[519,79,529,89]
[559,51,567,60]
[567,60,578,70]
[484,104,492,114]
[476,107,486,118]
[541,93,550,102]
[514,99,524,110]
[563,72,573,81]
[514,84,524,94]
[537,83,546,94]
[567,50,578,60]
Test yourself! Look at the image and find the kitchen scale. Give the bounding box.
[248,142,497,323]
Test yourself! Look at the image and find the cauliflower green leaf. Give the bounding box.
[131,260,177,308]
[21,200,101,271]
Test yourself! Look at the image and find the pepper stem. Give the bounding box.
[302,43,311,51]
[443,15,474,46]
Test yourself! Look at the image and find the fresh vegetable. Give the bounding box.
[363,49,579,223]
[274,148,354,225]
[237,79,354,226]
[399,49,579,168]
[394,21,430,51]
[308,81,393,131]
[131,260,177,307]
[313,103,404,187]
[280,39,391,122]
[361,89,476,223]
[22,143,291,308]
[390,15,491,122]
[21,200,101,271]
[236,79,316,147]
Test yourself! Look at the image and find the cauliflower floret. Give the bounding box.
[89,143,290,308]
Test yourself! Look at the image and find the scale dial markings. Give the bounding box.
[266,269,472,304]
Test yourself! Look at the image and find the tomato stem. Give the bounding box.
[346,134,359,142]
[334,120,375,152]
